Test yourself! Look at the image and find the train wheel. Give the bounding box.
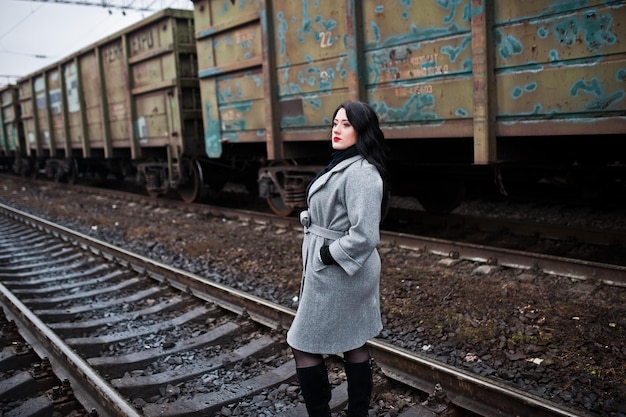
[416,179,466,215]
[67,167,77,184]
[265,160,294,217]
[178,159,204,203]
[51,162,65,183]
[53,171,64,183]
[267,195,294,217]
[146,187,160,199]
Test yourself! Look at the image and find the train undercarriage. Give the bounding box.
[6,134,625,218]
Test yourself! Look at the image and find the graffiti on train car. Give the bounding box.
[64,63,80,114]
[234,29,255,48]
[278,57,347,97]
[496,7,622,66]
[221,104,249,131]
[275,2,339,58]
[368,2,470,48]
[130,29,155,54]
[494,2,625,121]
[379,52,449,83]
[272,2,348,131]
[571,76,624,112]
[394,84,434,97]
[34,77,46,110]
[553,10,616,51]
[361,1,473,125]
[204,102,222,158]
[48,89,62,114]
[102,43,123,63]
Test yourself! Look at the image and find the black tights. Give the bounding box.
[292,345,370,368]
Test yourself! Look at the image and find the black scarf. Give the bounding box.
[306,145,359,197]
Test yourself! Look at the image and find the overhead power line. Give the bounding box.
[1,49,51,59]
[0,3,43,41]
[14,0,193,12]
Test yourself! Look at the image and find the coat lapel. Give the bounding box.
[307,155,363,203]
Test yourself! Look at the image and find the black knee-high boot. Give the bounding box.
[296,362,331,417]
[344,359,373,417]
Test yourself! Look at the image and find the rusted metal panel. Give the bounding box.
[0,88,10,155]
[194,0,265,157]
[272,1,347,68]
[134,90,173,147]
[495,4,626,68]
[128,11,202,158]
[361,1,472,129]
[128,15,179,151]
[47,68,70,155]
[33,75,52,156]
[65,10,199,160]
[100,38,131,150]
[368,77,473,124]
[71,57,90,158]
[194,0,262,35]
[364,34,472,121]
[0,86,23,157]
[192,0,625,166]
[78,52,103,154]
[46,70,60,153]
[16,80,37,157]
[279,92,351,130]
[128,14,194,88]
[217,69,266,130]
[193,0,365,159]
[493,1,626,134]
[272,1,349,136]
[62,61,83,152]
[497,60,625,119]
[208,66,266,145]
[362,1,470,47]
[207,22,263,72]
[494,0,612,23]
[277,56,350,100]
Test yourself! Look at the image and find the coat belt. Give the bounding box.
[300,210,345,240]
[304,223,345,240]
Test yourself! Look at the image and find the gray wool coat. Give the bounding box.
[286,155,383,354]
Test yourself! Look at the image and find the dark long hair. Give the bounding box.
[332,101,389,216]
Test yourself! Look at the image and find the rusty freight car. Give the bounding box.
[192,0,625,215]
[15,8,205,202]
[0,85,24,172]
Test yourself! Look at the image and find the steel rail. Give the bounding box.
[22,178,626,285]
[368,339,592,417]
[69,181,626,286]
[385,230,626,286]
[0,284,142,417]
[0,203,604,417]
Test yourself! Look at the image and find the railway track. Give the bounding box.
[5,174,625,283]
[3,173,626,272]
[0,203,609,416]
[56,179,626,285]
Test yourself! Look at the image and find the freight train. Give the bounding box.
[1,1,625,215]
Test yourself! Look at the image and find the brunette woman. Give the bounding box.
[287,101,388,417]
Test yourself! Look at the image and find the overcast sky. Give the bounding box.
[0,0,193,88]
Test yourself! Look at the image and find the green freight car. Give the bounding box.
[0,85,24,172]
[192,0,625,215]
[15,8,205,202]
